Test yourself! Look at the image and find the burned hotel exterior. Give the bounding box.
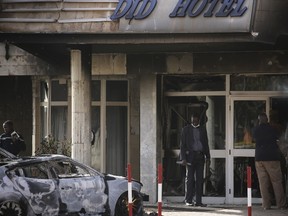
[0,0,288,204]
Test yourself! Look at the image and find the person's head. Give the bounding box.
[3,120,14,134]
[258,113,268,124]
[191,113,200,127]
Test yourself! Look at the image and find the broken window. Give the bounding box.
[50,160,92,178]
[11,163,49,179]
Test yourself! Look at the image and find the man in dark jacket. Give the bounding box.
[253,113,286,210]
[180,113,210,207]
[0,120,26,156]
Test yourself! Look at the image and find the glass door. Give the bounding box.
[229,97,269,204]
[162,96,227,201]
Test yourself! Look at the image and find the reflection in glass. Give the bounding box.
[164,96,226,150]
[206,96,226,150]
[231,74,288,91]
[234,157,260,197]
[163,153,185,196]
[204,158,225,197]
[234,101,265,149]
[162,158,226,197]
[271,98,288,155]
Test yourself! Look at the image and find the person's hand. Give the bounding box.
[11,136,18,143]
[181,160,187,166]
[12,137,17,143]
[11,131,19,143]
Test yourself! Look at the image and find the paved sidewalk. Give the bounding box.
[144,202,288,216]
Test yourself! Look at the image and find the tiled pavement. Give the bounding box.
[144,202,288,216]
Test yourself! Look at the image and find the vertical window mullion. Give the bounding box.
[47,79,52,136]
[100,80,106,173]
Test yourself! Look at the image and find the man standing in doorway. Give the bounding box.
[253,112,287,210]
[180,113,210,207]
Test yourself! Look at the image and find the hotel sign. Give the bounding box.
[111,0,254,33]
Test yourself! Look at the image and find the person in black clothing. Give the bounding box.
[253,113,286,210]
[180,113,210,207]
[0,120,26,156]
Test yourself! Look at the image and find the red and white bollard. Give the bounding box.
[247,166,252,216]
[158,163,163,216]
[127,163,133,216]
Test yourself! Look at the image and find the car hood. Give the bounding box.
[104,173,143,186]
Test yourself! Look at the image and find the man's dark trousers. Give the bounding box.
[185,152,205,204]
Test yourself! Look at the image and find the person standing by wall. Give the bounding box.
[0,120,26,156]
[180,113,211,207]
[253,112,287,210]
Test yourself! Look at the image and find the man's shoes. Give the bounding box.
[185,202,194,206]
[279,204,288,210]
[195,203,207,207]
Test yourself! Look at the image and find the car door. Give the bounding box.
[7,162,59,215]
[50,159,108,215]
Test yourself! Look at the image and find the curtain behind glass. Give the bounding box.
[106,106,127,176]
[51,106,68,141]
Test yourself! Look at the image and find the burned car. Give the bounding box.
[0,147,147,216]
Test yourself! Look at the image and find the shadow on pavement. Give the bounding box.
[144,204,245,215]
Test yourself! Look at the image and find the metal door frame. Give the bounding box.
[227,96,269,204]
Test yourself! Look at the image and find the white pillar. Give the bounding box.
[32,77,41,156]
[140,74,157,203]
[71,49,91,165]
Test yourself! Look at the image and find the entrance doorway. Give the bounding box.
[162,74,288,204]
[270,97,288,198]
[229,98,267,201]
[162,96,226,197]
[162,75,227,201]
[230,97,288,203]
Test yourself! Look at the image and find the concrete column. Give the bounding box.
[71,49,91,165]
[32,77,41,156]
[140,74,157,203]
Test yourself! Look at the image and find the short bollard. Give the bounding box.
[127,163,133,216]
[158,163,163,216]
[247,166,252,216]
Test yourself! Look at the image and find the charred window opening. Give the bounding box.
[11,163,49,179]
[50,160,92,178]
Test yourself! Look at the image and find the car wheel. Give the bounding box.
[0,201,24,216]
[115,191,143,216]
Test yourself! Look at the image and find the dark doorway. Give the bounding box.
[162,96,208,196]
[270,97,288,197]
[0,76,32,155]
